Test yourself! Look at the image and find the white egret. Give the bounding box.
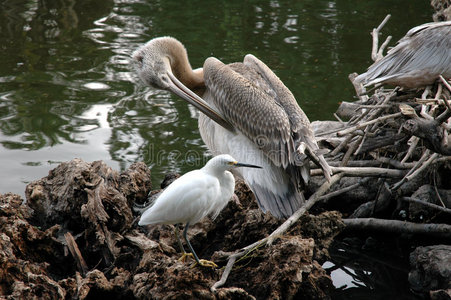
[138,154,261,268]
[132,37,332,219]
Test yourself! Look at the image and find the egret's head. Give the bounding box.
[212,154,239,170]
[132,37,185,90]
[206,154,262,172]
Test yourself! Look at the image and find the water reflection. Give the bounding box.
[327,238,423,299]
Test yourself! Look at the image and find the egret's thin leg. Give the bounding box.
[174,225,186,253]
[182,222,200,263]
[182,222,218,268]
[176,224,195,263]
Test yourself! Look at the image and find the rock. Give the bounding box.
[430,289,451,300]
[160,172,180,189]
[224,236,333,299]
[0,193,67,299]
[409,245,451,296]
[292,211,344,261]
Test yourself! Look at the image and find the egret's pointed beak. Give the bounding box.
[166,71,235,132]
[235,162,262,169]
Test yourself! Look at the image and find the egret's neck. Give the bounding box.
[202,163,228,177]
[167,44,204,90]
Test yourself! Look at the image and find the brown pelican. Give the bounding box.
[355,21,451,88]
[132,37,332,218]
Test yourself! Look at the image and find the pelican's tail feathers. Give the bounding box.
[250,182,305,219]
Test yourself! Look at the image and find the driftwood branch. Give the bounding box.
[371,14,391,62]
[401,197,451,215]
[311,166,406,178]
[64,232,89,277]
[440,75,451,93]
[348,73,369,102]
[337,112,402,137]
[343,218,451,239]
[391,151,436,191]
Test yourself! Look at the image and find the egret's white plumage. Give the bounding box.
[139,155,236,226]
[138,154,261,267]
[132,37,332,219]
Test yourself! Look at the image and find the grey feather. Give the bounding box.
[204,56,332,184]
[355,21,451,88]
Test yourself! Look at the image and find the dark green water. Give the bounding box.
[0,0,432,196]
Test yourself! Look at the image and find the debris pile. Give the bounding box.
[0,159,342,299]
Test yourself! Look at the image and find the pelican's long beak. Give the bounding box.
[166,71,235,132]
[235,161,262,169]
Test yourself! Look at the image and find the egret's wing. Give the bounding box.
[139,170,219,225]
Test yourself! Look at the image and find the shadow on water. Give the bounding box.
[325,235,426,300]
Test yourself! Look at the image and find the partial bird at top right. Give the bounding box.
[354,21,451,89]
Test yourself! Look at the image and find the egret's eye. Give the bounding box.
[227,161,235,165]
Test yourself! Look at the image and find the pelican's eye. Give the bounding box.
[133,53,144,67]
[159,74,170,87]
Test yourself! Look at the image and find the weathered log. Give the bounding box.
[337,112,403,137]
[336,101,361,119]
[343,218,451,239]
[402,118,451,155]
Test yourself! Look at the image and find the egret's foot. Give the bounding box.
[178,252,194,262]
[197,259,218,268]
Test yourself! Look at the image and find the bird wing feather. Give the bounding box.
[204,56,295,170]
[139,170,219,225]
[356,21,451,87]
[204,55,331,182]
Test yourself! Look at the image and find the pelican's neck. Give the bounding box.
[167,42,204,90]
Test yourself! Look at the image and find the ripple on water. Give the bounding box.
[83,82,111,90]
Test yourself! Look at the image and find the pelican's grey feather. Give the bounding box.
[355,21,451,88]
